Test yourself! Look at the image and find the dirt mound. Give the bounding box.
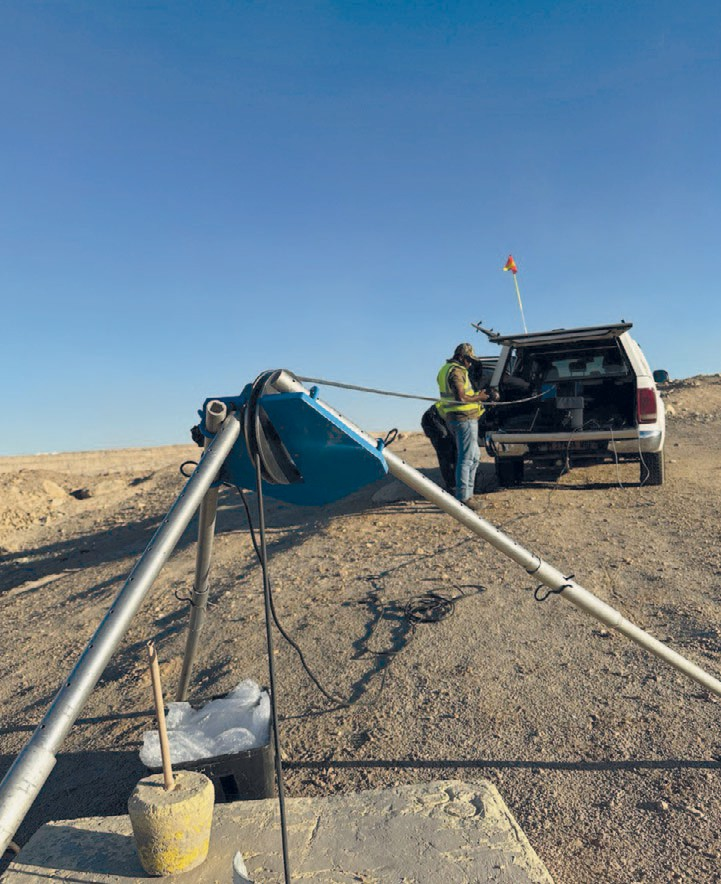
[0,445,198,552]
[0,471,70,534]
[661,373,721,423]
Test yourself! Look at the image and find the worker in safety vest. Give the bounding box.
[436,343,489,505]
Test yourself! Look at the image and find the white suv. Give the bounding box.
[481,322,667,486]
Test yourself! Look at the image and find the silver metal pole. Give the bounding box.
[0,411,241,856]
[273,371,721,699]
[383,454,721,696]
[176,400,228,701]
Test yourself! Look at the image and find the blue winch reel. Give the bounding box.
[199,371,389,506]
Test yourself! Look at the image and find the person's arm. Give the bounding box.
[449,368,489,404]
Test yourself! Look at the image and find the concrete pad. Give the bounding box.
[3,779,554,883]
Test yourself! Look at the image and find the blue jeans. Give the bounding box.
[446,418,479,502]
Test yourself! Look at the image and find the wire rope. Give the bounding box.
[296,375,548,407]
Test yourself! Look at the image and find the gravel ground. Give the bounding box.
[1,375,720,883]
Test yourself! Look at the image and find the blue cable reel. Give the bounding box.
[199,370,389,505]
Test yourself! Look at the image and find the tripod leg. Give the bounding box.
[272,371,721,701]
[176,401,228,702]
[0,409,241,857]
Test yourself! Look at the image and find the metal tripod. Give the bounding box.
[2,373,721,858]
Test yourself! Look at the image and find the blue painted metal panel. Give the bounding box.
[201,388,388,505]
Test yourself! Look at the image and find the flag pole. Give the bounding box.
[503,254,527,333]
[513,273,528,333]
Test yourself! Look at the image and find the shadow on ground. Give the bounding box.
[286,755,721,774]
[0,750,148,853]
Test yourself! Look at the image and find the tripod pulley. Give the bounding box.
[243,369,302,486]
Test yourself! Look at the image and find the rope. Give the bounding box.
[297,376,437,402]
[297,375,549,408]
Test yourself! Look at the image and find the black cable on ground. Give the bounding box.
[228,482,348,707]
[355,579,472,660]
[229,481,476,710]
[404,590,459,623]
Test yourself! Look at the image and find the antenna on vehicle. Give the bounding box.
[471,321,499,341]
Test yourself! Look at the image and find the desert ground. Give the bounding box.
[1,375,721,883]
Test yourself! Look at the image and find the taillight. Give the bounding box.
[637,387,657,423]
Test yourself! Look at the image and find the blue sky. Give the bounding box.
[2,1,719,455]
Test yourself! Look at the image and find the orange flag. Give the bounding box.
[503,255,518,274]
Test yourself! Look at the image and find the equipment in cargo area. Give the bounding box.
[0,369,709,861]
[474,322,667,486]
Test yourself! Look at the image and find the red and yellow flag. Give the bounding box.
[503,255,518,274]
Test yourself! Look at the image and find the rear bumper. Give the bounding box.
[486,429,664,459]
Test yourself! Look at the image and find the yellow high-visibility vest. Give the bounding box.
[436,361,483,420]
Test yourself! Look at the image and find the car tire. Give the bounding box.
[640,451,664,486]
[496,457,524,487]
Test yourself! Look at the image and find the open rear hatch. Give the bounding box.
[488,325,637,434]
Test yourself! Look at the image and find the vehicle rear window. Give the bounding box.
[511,344,631,383]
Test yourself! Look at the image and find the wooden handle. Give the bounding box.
[147,641,175,792]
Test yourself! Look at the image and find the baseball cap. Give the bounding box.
[453,342,476,361]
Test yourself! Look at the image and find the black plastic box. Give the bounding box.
[149,738,274,803]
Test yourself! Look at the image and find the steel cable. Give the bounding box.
[296,375,549,407]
